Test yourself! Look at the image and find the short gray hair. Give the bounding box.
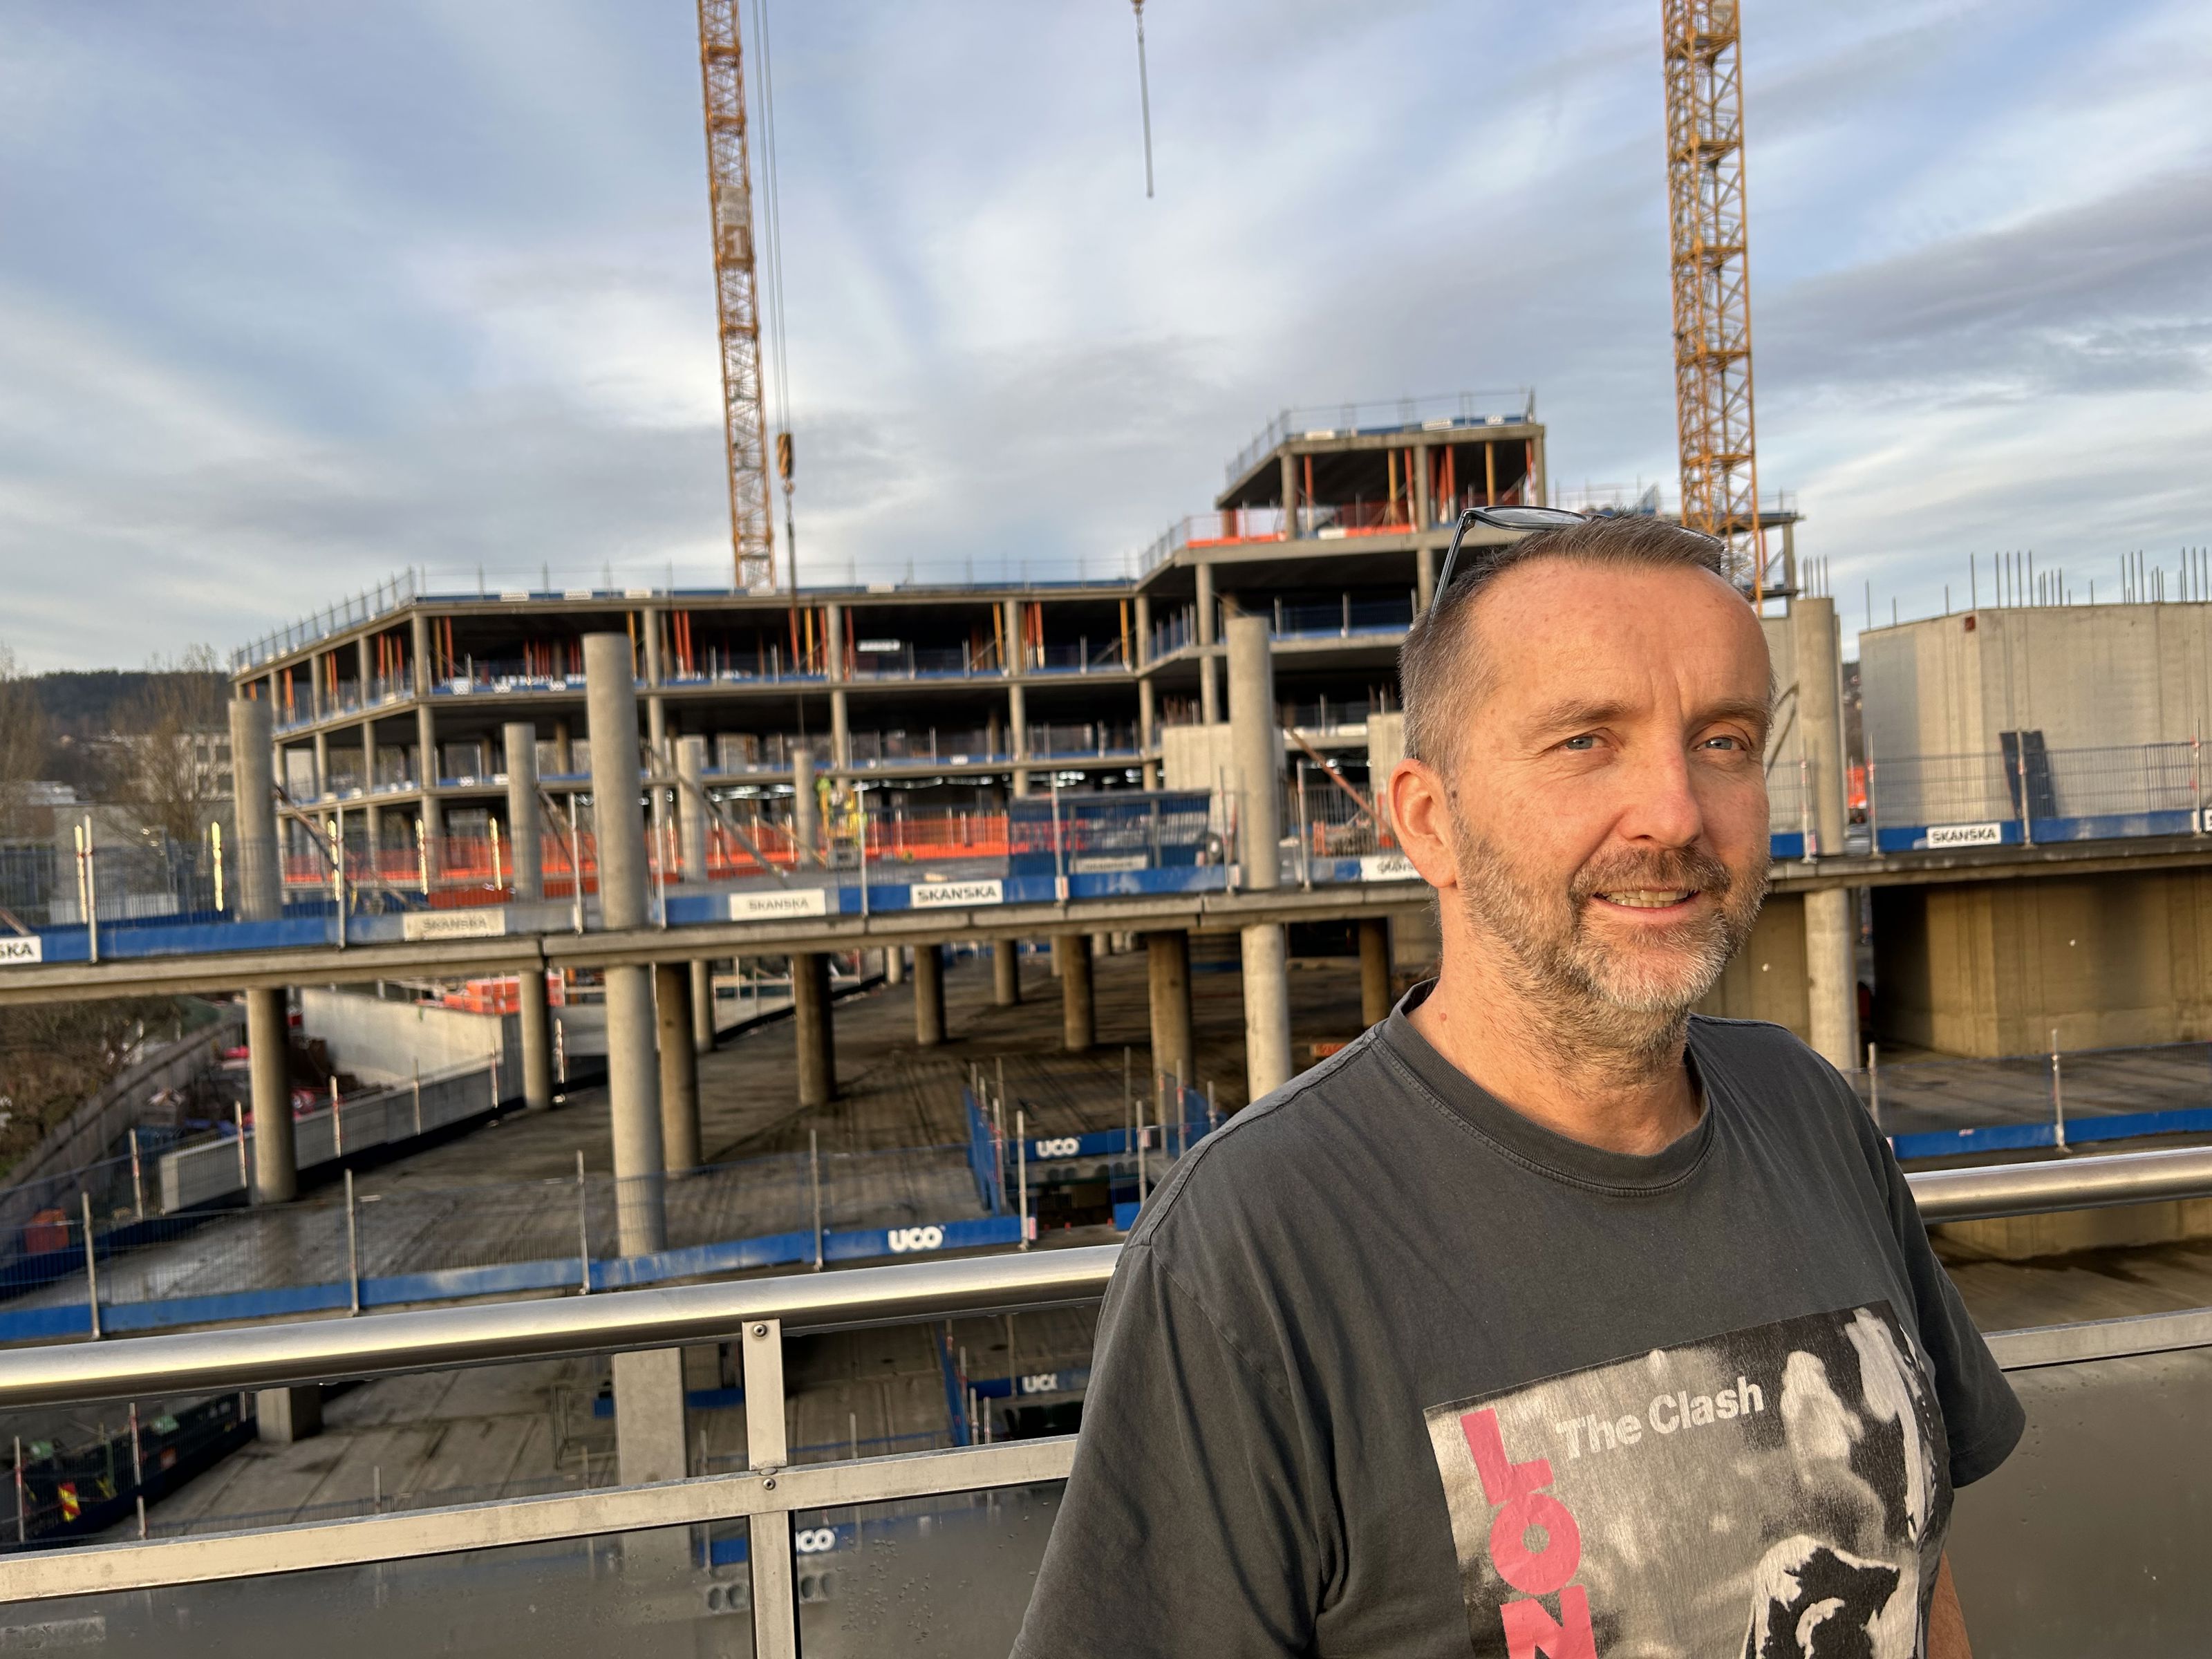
[1399,515,1731,767]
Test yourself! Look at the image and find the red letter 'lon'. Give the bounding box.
[1460,1409,1584,1595]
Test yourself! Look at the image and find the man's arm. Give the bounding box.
[1929,1553,1971,1659]
[1012,1242,1324,1658]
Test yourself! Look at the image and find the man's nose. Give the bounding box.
[1613,742,1705,847]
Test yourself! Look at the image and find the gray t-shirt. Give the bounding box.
[1013,993,2023,1658]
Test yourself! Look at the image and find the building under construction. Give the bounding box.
[229,394,1564,873]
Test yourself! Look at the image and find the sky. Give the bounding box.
[2,0,2209,670]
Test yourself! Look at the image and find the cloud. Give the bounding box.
[1,0,2209,671]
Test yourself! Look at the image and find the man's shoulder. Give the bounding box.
[1687,1012,1845,1082]
[1687,1013,1882,1154]
[1129,1025,1402,1252]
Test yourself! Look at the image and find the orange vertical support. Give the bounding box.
[1485,442,1497,506]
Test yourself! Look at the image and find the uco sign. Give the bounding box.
[887,1225,944,1253]
[1031,1136,1081,1159]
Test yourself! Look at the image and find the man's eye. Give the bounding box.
[1561,735,1597,751]
[1700,735,1743,751]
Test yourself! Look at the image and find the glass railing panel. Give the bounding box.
[0,1517,755,1658]
[791,1480,1062,1658]
[1948,1345,2212,1656]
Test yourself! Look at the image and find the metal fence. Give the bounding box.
[1868,739,2204,848]
[0,1148,2206,1657]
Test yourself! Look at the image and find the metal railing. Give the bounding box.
[1223,389,1538,482]
[0,1146,2209,1651]
[1866,738,2204,850]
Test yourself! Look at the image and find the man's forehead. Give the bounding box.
[1468,559,1770,711]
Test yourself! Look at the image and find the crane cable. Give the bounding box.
[748,0,798,586]
[1132,1,1154,198]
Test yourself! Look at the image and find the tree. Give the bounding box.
[0,644,50,841]
[124,645,228,851]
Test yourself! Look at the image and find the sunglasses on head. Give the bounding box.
[1426,506,1591,618]
[1425,506,1730,617]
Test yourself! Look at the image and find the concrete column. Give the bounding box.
[1794,596,1857,1070]
[311,729,328,800]
[518,963,554,1112]
[503,722,542,902]
[1146,930,1193,1082]
[1280,451,1299,538]
[409,612,431,697]
[612,1347,688,1484]
[791,749,820,868]
[552,718,572,776]
[1241,921,1295,1100]
[1412,442,1437,612]
[1196,563,1219,725]
[245,986,294,1203]
[993,938,1021,1006]
[655,961,702,1172]
[885,945,905,985]
[585,633,684,1478]
[1228,613,1284,888]
[691,958,714,1053]
[255,1385,321,1445]
[229,698,281,919]
[826,602,850,776]
[308,651,324,722]
[414,702,438,794]
[1135,592,1160,787]
[794,951,835,1107]
[583,632,664,1250]
[356,633,373,702]
[1008,683,1029,797]
[676,735,709,881]
[1056,935,1094,1052]
[1228,612,1293,1098]
[1358,917,1392,1027]
[915,943,946,1047]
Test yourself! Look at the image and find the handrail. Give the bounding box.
[3,1147,2211,1410]
[1906,1143,2212,1222]
[0,1244,1121,1411]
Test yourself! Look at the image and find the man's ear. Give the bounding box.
[1387,758,1460,891]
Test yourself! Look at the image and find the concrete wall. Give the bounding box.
[1872,868,2212,1056]
[1161,722,1239,791]
[299,988,516,1085]
[1862,603,2212,762]
[1695,891,1812,1042]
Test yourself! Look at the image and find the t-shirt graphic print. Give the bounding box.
[1423,1303,1950,1659]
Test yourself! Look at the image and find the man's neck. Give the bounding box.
[1407,948,1702,1158]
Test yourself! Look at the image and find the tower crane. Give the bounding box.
[695,1,780,593]
[1661,0,1769,599]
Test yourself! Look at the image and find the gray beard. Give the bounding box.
[1449,825,1768,1079]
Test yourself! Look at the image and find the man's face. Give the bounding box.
[1420,557,1772,1022]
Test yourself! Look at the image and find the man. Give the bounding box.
[1014,513,2020,1658]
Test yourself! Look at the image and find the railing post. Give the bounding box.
[344,1170,361,1315]
[79,1192,100,1340]
[1017,1110,1029,1249]
[574,1151,591,1295]
[810,1130,823,1271]
[744,1318,797,1659]
[2052,1027,2067,1150]
[411,1060,423,1136]
[234,1100,250,1199]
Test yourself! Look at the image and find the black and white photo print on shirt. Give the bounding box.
[1423,1303,1951,1659]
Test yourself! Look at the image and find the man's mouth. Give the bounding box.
[1594,888,1697,910]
